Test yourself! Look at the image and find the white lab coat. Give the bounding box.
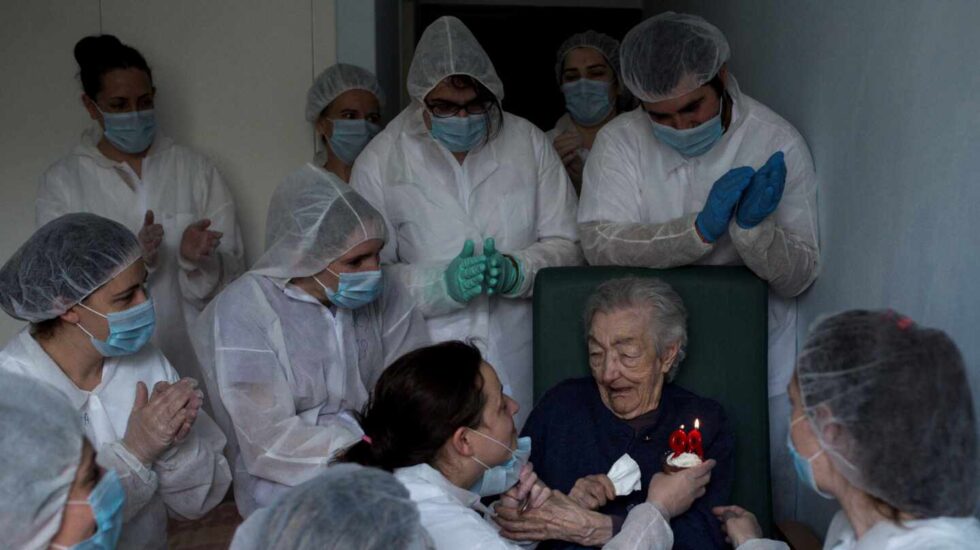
[350,105,583,425]
[193,270,430,517]
[37,128,245,384]
[395,463,673,550]
[545,113,591,163]
[577,76,819,398]
[738,510,980,550]
[0,329,231,550]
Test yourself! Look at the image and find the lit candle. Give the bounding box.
[669,424,688,458]
[688,418,703,459]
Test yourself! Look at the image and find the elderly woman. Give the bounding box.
[510,277,734,549]
[714,310,980,549]
[230,464,431,550]
[0,213,231,549]
[547,30,632,194]
[1,371,123,550]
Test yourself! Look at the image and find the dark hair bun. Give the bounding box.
[73,34,125,69]
[72,34,152,99]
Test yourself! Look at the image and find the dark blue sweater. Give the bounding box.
[521,377,734,550]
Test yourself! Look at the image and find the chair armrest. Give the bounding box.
[774,520,822,550]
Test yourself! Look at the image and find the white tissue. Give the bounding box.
[606,453,642,496]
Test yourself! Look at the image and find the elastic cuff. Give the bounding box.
[109,441,155,482]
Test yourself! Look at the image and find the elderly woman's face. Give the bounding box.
[588,307,675,419]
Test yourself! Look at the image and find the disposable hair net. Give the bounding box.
[0,371,85,549]
[407,16,504,102]
[251,165,387,281]
[232,464,432,550]
[0,212,141,322]
[796,310,979,517]
[620,12,730,103]
[305,63,385,122]
[554,30,621,84]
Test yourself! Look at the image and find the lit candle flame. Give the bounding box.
[680,424,685,430]
[694,418,700,429]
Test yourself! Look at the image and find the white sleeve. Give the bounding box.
[506,128,583,298]
[177,160,245,307]
[729,135,819,297]
[36,165,72,227]
[602,503,673,550]
[351,142,466,318]
[96,441,159,521]
[578,126,713,268]
[736,540,790,550]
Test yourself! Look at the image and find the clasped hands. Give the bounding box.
[695,151,787,243]
[445,238,522,304]
[122,377,204,465]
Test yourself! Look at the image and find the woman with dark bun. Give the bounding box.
[37,34,244,386]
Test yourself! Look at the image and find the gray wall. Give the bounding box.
[647,0,980,534]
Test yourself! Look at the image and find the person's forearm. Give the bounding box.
[579,216,712,268]
[729,218,819,297]
[566,511,614,547]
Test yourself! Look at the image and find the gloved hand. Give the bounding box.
[122,378,200,465]
[445,240,486,304]
[695,166,755,243]
[736,151,787,229]
[484,238,521,295]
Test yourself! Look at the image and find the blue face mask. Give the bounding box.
[98,107,157,154]
[77,298,156,357]
[429,114,487,153]
[327,119,381,165]
[787,416,834,499]
[314,269,383,310]
[561,79,614,126]
[468,432,532,497]
[52,470,125,550]
[650,96,724,157]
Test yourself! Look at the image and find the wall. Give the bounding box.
[648,0,980,534]
[0,0,337,342]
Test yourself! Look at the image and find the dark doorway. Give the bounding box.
[417,3,643,130]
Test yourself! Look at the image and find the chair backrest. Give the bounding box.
[533,265,772,533]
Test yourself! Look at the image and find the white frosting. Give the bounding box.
[666,452,703,468]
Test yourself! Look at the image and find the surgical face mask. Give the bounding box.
[650,95,724,157]
[468,431,531,497]
[327,119,381,165]
[561,79,614,126]
[429,114,487,153]
[76,297,156,357]
[51,470,125,550]
[787,416,834,500]
[98,107,157,154]
[314,269,383,310]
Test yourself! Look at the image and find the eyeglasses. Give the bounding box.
[424,98,493,118]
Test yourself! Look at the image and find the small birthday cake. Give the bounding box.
[663,451,703,474]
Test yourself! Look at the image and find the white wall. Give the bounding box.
[0,0,337,342]
[649,0,980,534]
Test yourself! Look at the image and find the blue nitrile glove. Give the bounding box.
[736,151,787,229]
[695,166,756,243]
[445,240,486,303]
[483,238,521,296]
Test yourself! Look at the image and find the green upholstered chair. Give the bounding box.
[532,265,773,535]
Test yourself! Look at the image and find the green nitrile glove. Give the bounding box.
[483,237,521,296]
[445,239,486,303]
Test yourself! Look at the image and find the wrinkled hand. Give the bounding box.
[138,210,164,266]
[122,378,201,464]
[180,219,223,265]
[444,240,486,303]
[736,151,786,229]
[568,473,617,511]
[647,459,716,519]
[496,490,612,546]
[553,131,584,167]
[695,167,755,243]
[499,463,551,512]
[713,505,763,547]
[483,238,521,296]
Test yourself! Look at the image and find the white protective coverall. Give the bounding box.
[37,129,245,383]
[350,16,582,425]
[193,165,429,517]
[0,330,231,550]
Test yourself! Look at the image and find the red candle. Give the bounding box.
[688,418,703,459]
[669,424,688,458]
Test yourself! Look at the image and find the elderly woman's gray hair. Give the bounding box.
[584,277,688,380]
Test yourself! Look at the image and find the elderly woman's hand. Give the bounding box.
[499,463,551,511]
[569,473,617,510]
[496,490,613,546]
